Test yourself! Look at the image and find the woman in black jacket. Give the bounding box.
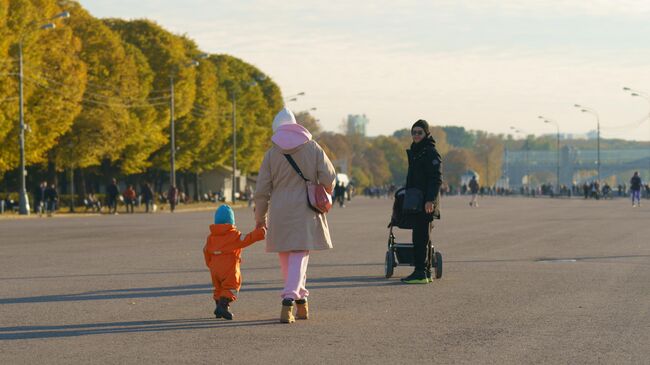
[402,119,443,284]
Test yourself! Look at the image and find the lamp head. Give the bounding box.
[40,23,56,30]
[297,92,305,96]
[53,11,70,19]
[574,104,581,108]
[631,93,640,97]
[623,87,631,91]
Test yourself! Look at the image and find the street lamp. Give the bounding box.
[229,80,258,203]
[623,86,650,181]
[538,115,561,194]
[169,59,201,189]
[574,104,600,182]
[284,91,305,105]
[15,10,70,215]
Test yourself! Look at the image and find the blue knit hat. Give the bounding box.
[214,205,235,225]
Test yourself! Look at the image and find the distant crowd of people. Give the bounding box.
[438,171,649,208]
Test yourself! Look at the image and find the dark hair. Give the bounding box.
[411,119,430,135]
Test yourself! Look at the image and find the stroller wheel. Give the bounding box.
[384,251,395,278]
[434,251,443,279]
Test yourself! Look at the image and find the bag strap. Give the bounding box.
[284,154,310,182]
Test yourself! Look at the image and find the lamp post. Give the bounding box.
[623,87,650,182]
[229,80,258,203]
[574,104,600,182]
[169,59,201,190]
[16,11,70,215]
[539,115,560,194]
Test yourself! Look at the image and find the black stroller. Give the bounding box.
[385,188,443,279]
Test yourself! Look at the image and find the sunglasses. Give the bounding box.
[411,130,425,136]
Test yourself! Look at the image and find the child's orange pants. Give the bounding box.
[208,258,241,301]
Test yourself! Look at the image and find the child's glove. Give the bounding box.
[251,226,266,242]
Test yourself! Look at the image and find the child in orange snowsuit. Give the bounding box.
[203,205,265,320]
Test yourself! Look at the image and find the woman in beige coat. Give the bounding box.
[254,107,337,323]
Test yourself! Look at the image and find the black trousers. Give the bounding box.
[411,214,431,272]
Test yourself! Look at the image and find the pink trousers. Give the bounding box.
[278,250,310,300]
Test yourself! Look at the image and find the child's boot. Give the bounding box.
[295,298,309,320]
[213,299,221,318]
[280,298,295,323]
[216,297,234,320]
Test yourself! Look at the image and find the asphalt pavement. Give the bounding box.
[1,196,648,364]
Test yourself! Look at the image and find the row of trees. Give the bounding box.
[1,0,281,194]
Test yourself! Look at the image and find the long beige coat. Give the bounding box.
[254,140,337,252]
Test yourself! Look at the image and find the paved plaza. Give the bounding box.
[1,196,649,364]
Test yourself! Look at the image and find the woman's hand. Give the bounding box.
[425,201,434,214]
[256,221,267,229]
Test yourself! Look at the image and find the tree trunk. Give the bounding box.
[194,171,200,201]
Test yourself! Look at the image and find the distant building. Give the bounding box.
[346,114,369,136]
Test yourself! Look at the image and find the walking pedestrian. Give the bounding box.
[254,107,337,323]
[142,183,154,213]
[401,119,443,284]
[123,185,136,213]
[334,181,346,208]
[44,183,58,217]
[630,171,642,207]
[168,185,178,212]
[33,181,47,216]
[469,175,479,207]
[203,205,266,320]
[107,178,119,215]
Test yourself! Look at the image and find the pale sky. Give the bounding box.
[81,0,650,140]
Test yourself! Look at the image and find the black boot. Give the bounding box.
[213,299,221,318]
[215,297,234,320]
[401,270,429,284]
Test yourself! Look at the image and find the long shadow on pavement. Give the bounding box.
[0,276,400,305]
[0,263,381,281]
[0,318,277,340]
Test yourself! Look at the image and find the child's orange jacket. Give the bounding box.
[203,224,266,289]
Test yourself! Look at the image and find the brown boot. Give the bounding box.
[296,299,309,320]
[280,299,295,323]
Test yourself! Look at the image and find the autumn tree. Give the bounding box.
[444,148,481,186]
[0,0,85,176]
[295,111,322,136]
[104,18,198,173]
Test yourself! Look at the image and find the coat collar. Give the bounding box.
[210,224,237,236]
